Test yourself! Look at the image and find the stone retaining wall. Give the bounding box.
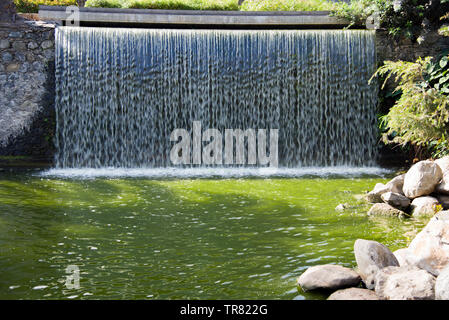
[376,29,449,63]
[0,20,56,162]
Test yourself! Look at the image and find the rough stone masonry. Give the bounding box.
[0,1,56,161]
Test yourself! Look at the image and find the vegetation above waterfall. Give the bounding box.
[331,0,449,40]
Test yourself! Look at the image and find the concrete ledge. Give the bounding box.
[38,6,350,27]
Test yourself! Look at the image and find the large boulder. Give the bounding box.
[297,264,361,291]
[387,174,406,194]
[435,265,449,300]
[381,192,411,210]
[403,160,442,199]
[354,239,399,289]
[435,156,449,174]
[375,265,436,300]
[365,175,405,203]
[327,288,381,300]
[410,196,440,217]
[367,203,408,218]
[406,211,449,276]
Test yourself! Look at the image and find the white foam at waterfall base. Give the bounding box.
[40,167,391,179]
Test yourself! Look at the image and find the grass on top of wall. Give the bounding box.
[87,0,240,10]
[14,0,338,12]
[240,0,335,11]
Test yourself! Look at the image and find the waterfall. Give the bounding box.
[54,27,378,169]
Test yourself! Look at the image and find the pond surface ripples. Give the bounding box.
[0,171,428,299]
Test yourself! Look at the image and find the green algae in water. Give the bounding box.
[0,172,427,299]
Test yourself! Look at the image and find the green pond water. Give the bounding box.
[0,170,428,300]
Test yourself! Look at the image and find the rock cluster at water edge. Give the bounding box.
[365,156,449,217]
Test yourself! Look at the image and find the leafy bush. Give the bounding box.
[372,10,449,159]
[331,0,388,27]
[14,0,77,13]
[377,0,448,39]
[372,53,449,158]
[332,0,449,39]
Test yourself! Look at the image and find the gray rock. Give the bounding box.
[410,196,439,217]
[0,39,10,49]
[297,264,361,291]
[41,40,54,49]
[8,31,23,38]
[435,156,449,174]
[15,52,25,62]
[381,192,411,210]
[386,174,405,194]
[435,265,449,300]
[327,288,381,300]
[26,52,34,62]
[375,265,435,300]
[335,203,347,211]
[2,52,13,63]
[366,183,389,203]
[43,49,54,60]
[32,61,44,72]
[12,41,26,51]
[367,203,408,217]
[354,239,399,289]
[365,175,405,203]
[407,211,449,276]
[19,62,28,73]
[27,41,38,50]
[403,160,443,199]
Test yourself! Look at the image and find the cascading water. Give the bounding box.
[54,27,378,170]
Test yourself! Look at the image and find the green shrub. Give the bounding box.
[331,0,388,27]
[372,55,449,158]
[332,0,449,39]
